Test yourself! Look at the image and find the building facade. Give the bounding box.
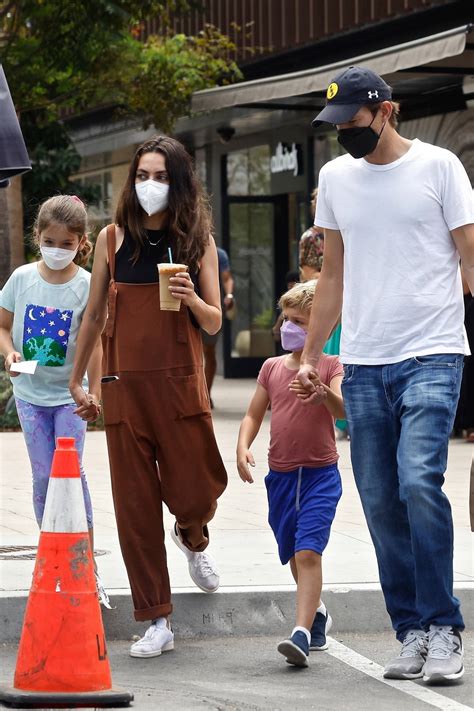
[69,0,474,377]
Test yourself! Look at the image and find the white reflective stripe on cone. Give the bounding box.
[42,478,88,533]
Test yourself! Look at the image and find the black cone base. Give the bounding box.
[0,685,133,708]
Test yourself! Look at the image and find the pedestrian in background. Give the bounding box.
[238,280,344,668]
[0,195,109,606]
[69,135,227,659]
[297,66,473,684]
[201,246,234,408]
[299,189,324,282]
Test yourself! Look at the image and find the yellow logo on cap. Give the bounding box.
[327,82,339,100]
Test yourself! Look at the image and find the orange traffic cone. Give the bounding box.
[0,437,133,708]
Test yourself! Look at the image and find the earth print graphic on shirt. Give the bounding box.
[22,304,73,366]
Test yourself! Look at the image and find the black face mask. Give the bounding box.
[337,112,385,159]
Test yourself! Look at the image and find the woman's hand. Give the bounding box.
[169,272,198,307]
[4,351,22,377]
[70,383,101,422]
[237,447,255,483]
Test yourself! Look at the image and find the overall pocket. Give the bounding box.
[166,371,210,419]
[101,379,123,425]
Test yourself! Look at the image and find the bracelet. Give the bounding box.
[226,293,234,299]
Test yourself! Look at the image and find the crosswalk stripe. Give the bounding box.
[326,637,470,711]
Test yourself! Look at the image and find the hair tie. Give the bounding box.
[70,195,84,206]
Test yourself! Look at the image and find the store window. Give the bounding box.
[226,145,271,196]
[77,171,113,222]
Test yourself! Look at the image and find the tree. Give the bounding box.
[0,1,241,284]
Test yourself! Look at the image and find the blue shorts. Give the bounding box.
[265,463,342,565]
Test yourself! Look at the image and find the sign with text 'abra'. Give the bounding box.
[270,142,302,177]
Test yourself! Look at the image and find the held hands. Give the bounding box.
[4,351,22,377]
[289,376,327,406]
[70,383,101,422]
[237,447,255,483]
[169,272,198,307]
[295,362,319,394]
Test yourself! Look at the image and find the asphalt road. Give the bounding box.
[1,632,472,710]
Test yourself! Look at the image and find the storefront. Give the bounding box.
[68,15,473,380]
[213,128,347,377]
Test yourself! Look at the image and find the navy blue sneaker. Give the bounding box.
[277,631,309,667]
[310,609,332,651]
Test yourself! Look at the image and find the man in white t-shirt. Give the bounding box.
[296,66,474,684]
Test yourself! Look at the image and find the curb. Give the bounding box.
[1,585,472,643]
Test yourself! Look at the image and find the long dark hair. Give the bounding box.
[115,135,212,271]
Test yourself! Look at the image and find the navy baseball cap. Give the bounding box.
[312,66,392,127]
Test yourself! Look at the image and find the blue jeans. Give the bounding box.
[341,354,464,640]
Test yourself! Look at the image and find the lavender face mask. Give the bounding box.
[280,320,307,352]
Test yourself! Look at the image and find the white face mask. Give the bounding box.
[135,179,169,216]
[40,246,78,270]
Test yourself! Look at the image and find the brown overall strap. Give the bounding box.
[104,224,118,338]
[106,224,117,279]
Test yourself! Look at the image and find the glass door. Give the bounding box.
[223,196,289,377]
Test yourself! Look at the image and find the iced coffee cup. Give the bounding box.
[158,263,189,311]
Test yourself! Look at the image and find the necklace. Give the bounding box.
[146,232,165,247]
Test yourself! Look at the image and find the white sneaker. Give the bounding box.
[171,524,220,593]
[129,618,174,658]
[95,571,113,610]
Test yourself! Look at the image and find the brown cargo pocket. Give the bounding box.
[101,379,123,425]
[166,371,210,419]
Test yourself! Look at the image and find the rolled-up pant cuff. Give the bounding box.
[134,602,173,622]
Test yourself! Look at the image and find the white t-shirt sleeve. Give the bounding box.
[315,166,339,230]
[440,152,474,231]
[0,270,17,312]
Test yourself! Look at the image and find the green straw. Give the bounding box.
[168,247,173,263]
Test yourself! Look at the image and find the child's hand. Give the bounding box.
[289,373,320,398]
[237,448,255,483]
[4,351,22,377]
[289,377,327,406]
[305,384,328,406]
[79,393,102,423]
[71,385,101,422]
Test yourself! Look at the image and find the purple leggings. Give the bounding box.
[15,398,93,528]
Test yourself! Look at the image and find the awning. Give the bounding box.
[192,25,470,113]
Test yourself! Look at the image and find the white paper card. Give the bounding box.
[10,360,39,374]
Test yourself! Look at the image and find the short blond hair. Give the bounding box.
[278,279,316,314]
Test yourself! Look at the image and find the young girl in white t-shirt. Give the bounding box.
[0,195,109,606]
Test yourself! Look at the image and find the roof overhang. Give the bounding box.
[192,25,472,113]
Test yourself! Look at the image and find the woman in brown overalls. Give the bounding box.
[69,136,228,658]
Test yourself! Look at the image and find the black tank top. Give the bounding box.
[115,227,200,327]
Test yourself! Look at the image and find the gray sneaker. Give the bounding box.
[383,630,427,679]
[423,626,464,684]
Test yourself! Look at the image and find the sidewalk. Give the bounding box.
[0,376,472,639]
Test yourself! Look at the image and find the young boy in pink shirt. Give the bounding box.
[237,280,344,668]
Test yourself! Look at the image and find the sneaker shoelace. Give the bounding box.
[428,626,453,659]
[400,631,426,658]
[194,553,216,577]
[95,573,113,610]
[143,620,167,640]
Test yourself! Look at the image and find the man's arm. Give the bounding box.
[297,228,344,390]
[221,268,235,309]
[452,223,474,295]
